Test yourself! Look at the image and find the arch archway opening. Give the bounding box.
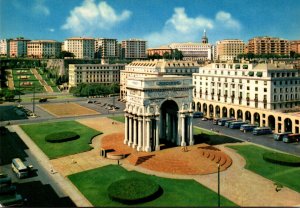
[222,107,228,118]
[215,106,220,118]
[268,115,275,130]
[245,111,251,123]
[197,102,201,112]
[229,108,235,118]
[160,100,179,148]
[203,103,208,116]
[237,110,243,120]
[284,118,292,132]
[254,113,260,126]
[209,104,214,118]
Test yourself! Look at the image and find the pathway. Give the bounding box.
[31,68,53,93]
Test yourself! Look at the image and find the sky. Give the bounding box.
[1,0,299,47]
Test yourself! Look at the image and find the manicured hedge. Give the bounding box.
[263,152,300,167]
[45,131,80,143]
[107,178,161,204]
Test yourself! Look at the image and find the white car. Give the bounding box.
[202,117,208,121]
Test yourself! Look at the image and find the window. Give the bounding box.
[264,88,267,92]
[255,87,258,91]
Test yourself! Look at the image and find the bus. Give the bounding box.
[229,121,248,129]
[11,158,28,179]
[240,124,257,132]
[273,132,292,141]
[225,120,236,127]
[283,133,300,143]
[252,127,272,135]
[218,118,235,126]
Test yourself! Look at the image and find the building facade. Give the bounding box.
[290,40,300,54]
[121,39,147,59]
[9,37,30,57]
[125,76,194,152]
[27,40,62,58]
[216,39,245,61]
[68,63,125,87]
[169,42,213,61]
[95,38,118,59]
[120,59,199,100]
[147,46,173,57]
[64,37,95,59]
[193,62,300,133]
[0,39,11,56]
[247,36,290,55]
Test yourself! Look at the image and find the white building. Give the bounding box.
[64,37,95,59]
[169,42,213,61]
[216,39,245,61]
[0,39,10,56]
[121,39,147,59]
[120,59,199,100]
[95,38,118,59]
[68,63,125,87]
[193,62,300,133]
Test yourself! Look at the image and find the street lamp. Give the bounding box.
[218,163,220,207]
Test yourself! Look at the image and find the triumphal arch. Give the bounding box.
[124,75,194,152]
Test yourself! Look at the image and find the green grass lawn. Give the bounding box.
[20,121,101,159]
[228,144,300,193]
[68,165,236,207]
[109,116,125,123]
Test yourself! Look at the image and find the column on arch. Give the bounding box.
[124,113,128,144]
[145,117,152,152]
[189,113,194,145]
[137,116,143,151]
[128,115,133,146]
[172,115,176,143]
[177,113,181,146]
[155,116,160,151]
[180,113,186,146]
[133,116,137,148]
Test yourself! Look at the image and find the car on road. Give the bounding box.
[201,117,208,121]
[274,132,292,141]
[193,112,203,118]
[240,124,257,132]
[252,127,272,135]
[283,133,300,143]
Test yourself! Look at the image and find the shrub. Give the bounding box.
[263,152,300,167]
[107,178,161,204]
[45,131,80,143]
[248,71,254,76]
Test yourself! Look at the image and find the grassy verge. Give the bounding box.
[228,144,300,193]
[20,121,101,159]
[109,116,125,123]
[68,165,236,207]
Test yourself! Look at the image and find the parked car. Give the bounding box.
[193,112,203,118]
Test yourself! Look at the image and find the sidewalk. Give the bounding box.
[8,125,92,207]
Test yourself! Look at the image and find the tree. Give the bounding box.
[172,49,183,60]
[163,52,171,59]
[59,51,76,59]
[4,90,15,101]
[148,53,162,60]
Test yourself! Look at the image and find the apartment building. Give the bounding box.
[290,40,300,54]
[193,62,300,133]
[248,36,290,55]
[64,37,95,59]
[120,59,199,100]
[95,38,118,59]
[27,40,62,58]
[68,63,125,87]
[121,39,147,59]
[9,37,30,57]
[216,39,245,61]
[0,39,11,56]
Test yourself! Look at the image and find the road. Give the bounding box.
[193,118,300,156]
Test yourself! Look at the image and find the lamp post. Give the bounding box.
[32,82,35,115]
[218,163,220,207]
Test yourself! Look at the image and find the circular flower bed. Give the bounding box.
[45,131,80,143]
[263,152,300,167]
[107,178,161,204]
